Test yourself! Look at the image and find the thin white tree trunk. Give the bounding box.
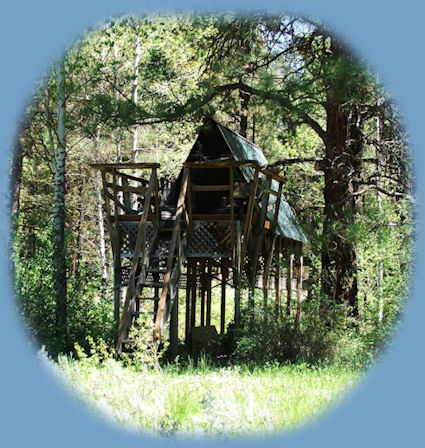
[132,33,141,162]
[94,126,109,298]
[53,58,67,349]
[113,41,122,163]
[376,113,384,324]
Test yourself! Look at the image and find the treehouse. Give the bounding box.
[91,119,307,356]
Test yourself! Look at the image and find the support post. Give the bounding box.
[190,259,197,329]
[200,259,206,326]
[295,248,303,328]
[234,221,242,331]
[206,259,212,326]
[274,238,281,318]
[170,289,179,358]
[286,247,294,316]
[220,262,228,334]
[185,263,191,342]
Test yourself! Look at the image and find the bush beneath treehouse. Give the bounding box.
[121,312,169,371]
[233,290,386,368]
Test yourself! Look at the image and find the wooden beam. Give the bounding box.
[191,214,231,221]
[90,162,160,170]
[275,238,281,318]
[183,159,260,169]
[100,170,115,252]
[258,168,286,184]
[191,185,231,192]
[229,167,235,265]
[185,264,191,342]
[286,250,294,316]
[170,288,179,359]
[200,259,206,326]
[234,221,242,330]
[206,260,212,326]
[186,170,193,230]
[190,260,197,330]
[106,183,148,194]
[220,262,228,334]
[153,167,160,227]
[295,253,303,328]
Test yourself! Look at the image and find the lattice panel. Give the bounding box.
[187,221,232,258]
[118,222,156,258]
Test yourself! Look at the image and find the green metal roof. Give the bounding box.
[216,122,307,243]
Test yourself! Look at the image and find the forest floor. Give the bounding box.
[49,355,362,438]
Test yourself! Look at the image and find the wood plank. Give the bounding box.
[286,251,294,316]
[200,259,206,326]
[295,253,303,327]
[153,168,159,227]
[275,238,282,318]
[170,287,179,359]
[186,170,193,231]
[220,263,228,334]
[192,214,231,221]
[190,260,197,330]
[185,263,191,342]
[258,168,286,183]
[110,215,155,222]
[191,184,231,192]
[184,159,260,169]
[100,170,115,252]
[206,260,212,327]
[229,167,235,265]
[106,183,148,194]
[234,221,242,330]
[90,162,160,170]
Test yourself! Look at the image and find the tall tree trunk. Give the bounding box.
[10,133,24,220]
[376,113,384,323]
[53,58,67,350]
[320,103,362,315]
[113,41,122,162]
[239,89,250,137]
[132,33,141,162]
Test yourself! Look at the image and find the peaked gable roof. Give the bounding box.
[214,121,307,243]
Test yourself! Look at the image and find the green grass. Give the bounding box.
[53,356,361,437]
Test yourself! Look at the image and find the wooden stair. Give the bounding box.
[115,168,191,355]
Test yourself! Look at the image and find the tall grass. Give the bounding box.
[53,354,361,437]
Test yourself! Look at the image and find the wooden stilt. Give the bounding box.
[153,270,159,320]
[206,259,212,326]
[200,259,206,326]
[275,239,281,318]
[234,221,242,330]
[170,287,179,358]
[185,263,191,342]
[220,261,228,334]
[190,259,197,329]
[286,247,294,316]
[263,258,269,323]
[295,249,303,328]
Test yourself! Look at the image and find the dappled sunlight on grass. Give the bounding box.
[55,356,361,437]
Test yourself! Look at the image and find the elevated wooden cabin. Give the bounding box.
[91,119,307,356]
